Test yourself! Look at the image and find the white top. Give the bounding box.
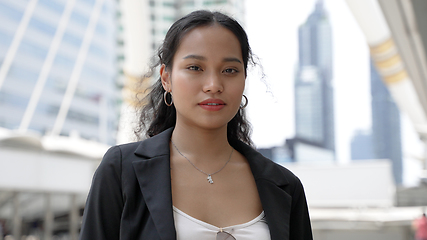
[173,206,271,240]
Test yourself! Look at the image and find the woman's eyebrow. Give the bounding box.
[223,57,242,64]
[183,54,205,60]
[183,55,242,64]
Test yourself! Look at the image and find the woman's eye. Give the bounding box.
[224,68,238,74]
[188,65,201,71]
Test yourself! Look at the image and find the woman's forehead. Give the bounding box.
[175,25,243,60]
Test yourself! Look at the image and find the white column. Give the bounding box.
[0,219,3,240]
[69,194,79,240]
[44,193,53,240]
[116,0,151,144]
[12,192,21,240]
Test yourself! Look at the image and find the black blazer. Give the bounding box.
[80,128,313,240]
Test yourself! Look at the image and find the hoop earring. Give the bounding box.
[164,91,173,106]
[240,95,248,109]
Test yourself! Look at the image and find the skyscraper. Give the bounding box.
[295,0,335,154]
[370,59,403,184]
[0,0,119,145]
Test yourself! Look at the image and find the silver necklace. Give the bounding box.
[171,140,234,184]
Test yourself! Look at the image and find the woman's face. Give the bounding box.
[161,24,246,131]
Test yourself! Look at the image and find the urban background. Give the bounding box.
[0,0,426,239]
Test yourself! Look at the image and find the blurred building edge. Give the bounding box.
[0,127,109,239]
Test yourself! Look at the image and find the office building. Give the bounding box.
[294,0,335,156]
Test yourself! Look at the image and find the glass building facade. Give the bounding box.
[0,0,119,145]
[294,0,335,154]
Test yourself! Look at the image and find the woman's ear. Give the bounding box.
[160,64,171,92]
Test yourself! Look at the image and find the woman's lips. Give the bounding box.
[198,99,226,111]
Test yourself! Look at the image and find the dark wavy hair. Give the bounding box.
[136,10,254,146]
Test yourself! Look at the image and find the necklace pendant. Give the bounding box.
[207,175,214,184]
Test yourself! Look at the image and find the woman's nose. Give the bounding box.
[202,72,223,93]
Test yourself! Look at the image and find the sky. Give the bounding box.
[243,0,424,185]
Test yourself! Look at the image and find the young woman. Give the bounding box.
[80,10,312,240]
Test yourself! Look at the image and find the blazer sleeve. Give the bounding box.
[290,177,313,240]
[80,146,124,240]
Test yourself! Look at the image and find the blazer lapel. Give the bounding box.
[233,141,291,240]
[256,178,292,240]
[132,128,176,240]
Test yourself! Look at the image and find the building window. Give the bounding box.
[70,10,90,27]
[163,16,175,22]
[203,0,227,6]
[38,0,65,12]
[63,32,83,47]
[0,2,24,21]
[29,17,56,36]
[183,1,194,7]
[163,2,175,7]
[20,38,48,59]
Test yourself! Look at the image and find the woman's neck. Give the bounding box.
[170,124,232,163]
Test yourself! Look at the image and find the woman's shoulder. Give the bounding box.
[114,141,144,154]
[102,141,142,160]
[102,128,173,164]
[96,141,147,175]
